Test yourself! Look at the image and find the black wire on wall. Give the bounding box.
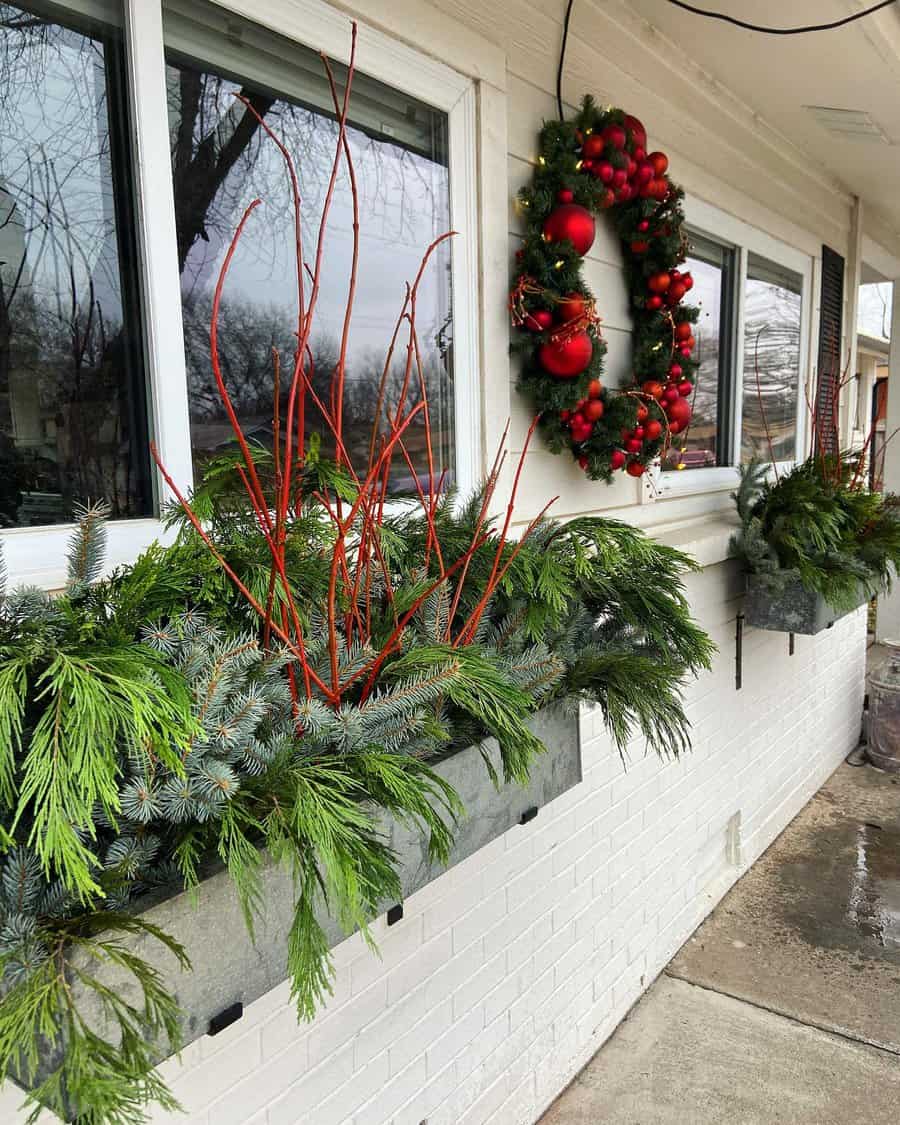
[663,0,897,36]
[555,1,895,122]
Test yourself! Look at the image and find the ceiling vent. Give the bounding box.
[804,106,891,143]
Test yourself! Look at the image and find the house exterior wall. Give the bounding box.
[0,0,871,1121]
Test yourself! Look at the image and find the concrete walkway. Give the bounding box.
[539,761,900,1124]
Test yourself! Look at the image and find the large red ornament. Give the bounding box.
[538,330,593,378]
[665,397,692,432]
[623,114,647,150]
[674,321,692,342]
[558,293,587,322]
[543,204,596,256]
[647,272,671,294]
[581,134,606,160]
[610,450,627,470]
[648,151,669,176]
[626,461,647,477]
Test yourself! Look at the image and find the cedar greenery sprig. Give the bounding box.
[730,454,900,611]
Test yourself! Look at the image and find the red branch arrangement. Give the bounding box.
[152,24,552,719]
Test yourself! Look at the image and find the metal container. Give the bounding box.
[744,574,867,636]
[869,640,900,773]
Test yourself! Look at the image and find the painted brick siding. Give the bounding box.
[1,563,866,1125]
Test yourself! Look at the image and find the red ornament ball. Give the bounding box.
[682,273,694,291]
[557,189,574,203]
[669,363,683,379]
[623,114,647,151]
[674,321,693,342]
[558,293,587,322]
[587,378,603,399]
[678,380,694,397]
[645,419,663,440]
[679,346,692,358]
[642,380,665,400]
[646,295,663,311]
[665,396,692,431]
[595,161,614,184]
[538,330,593,378]
[602,124,627,149]
[612,168,628,189]
[626,460,647,477]
[581,134,606,161]
[610,450,627,471]
[599,188,616,209]
[663,386,680,404]
[543,204,596,256]
[625,438,643,454]
[636,404,649,422]
[638,220,650,232]
[668,282,687,303]
[648,151,669,176]
[524,309,553,332]
[584,399,605,422]
[647,272,671,294]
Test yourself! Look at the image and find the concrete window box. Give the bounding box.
[744,574,868,635]
[13,707,581,1117]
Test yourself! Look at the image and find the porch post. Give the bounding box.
[875,281,900,641]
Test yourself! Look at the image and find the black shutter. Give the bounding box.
[815,245,845,455]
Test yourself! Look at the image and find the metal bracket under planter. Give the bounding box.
[13,706,581,1116]
[743,574,868,636]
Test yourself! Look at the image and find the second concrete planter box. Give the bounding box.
[15,706,581,1115]
[744,574,868,635]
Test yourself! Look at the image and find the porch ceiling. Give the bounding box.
[625,0,900,257]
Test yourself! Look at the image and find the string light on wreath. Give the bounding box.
[509,97,701,479]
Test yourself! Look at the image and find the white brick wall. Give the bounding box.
[1,562,866,1125]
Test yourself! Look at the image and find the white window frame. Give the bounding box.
[652,195,813,499]
[1,0,482,587]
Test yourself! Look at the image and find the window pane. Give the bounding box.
[163,0,453,495]
[741,254,802,463]
[663,233,731,471]
[0,1,150,528]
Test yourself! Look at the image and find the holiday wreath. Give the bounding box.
[511,96,700,480]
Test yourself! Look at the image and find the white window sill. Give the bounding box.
[646,511,741,569]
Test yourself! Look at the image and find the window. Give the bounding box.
[0,0,150,528]
[0,0,480,582]
[741,254,802,464]
[656,200,811,492]
[662,233,735,471]
[163,0,454,494]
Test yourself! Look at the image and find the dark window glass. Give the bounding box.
[663,233,735,471]
[0,1,150,527]
[741,254,802,463]
[163,0,453,494]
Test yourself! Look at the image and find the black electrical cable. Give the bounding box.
[663,0,897,35]
[556,0,575,120]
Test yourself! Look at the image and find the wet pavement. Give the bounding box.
[540,761,900,1123]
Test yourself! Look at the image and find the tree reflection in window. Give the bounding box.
[0,1,149,527]
[741,255,802,464]
[163,0,453,495]
[663,234,733,471]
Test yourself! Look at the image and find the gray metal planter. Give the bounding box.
[13,706,581,1114]
[743,574,868,636]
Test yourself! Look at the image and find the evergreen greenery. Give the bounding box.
[0,480,713,1123]
[730,455,900,610]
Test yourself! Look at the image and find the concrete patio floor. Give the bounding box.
[539,759,900,1124]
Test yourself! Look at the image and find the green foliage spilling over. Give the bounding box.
[0,477,713,1123]
[730,455,900,610]
[512,96,700,479]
